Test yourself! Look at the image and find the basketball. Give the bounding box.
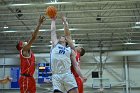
[45,6,57,18]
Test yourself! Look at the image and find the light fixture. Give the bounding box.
[48,45,52,47]
[45,2,71,5]
[123,42,137,45]
[136,22,140,25]
[39,29,47,31]
[131,26,140,29]
[58,28,78,31]
[50,41,52,44]
[72,40,75,43]
[50,0,58,3]
[123,38,138,45]
[31,46,36,47]
[10,4,32,6]
[3,26,8,29]
[3,30,17,32]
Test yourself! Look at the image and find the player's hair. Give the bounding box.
[59,36,68,46]
[16,41,23,51]
[16,43,20,51]
[66,42,68,46]
[80,47,85,56]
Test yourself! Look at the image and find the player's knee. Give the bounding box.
[68,87,79,93]
[54,89,63,93]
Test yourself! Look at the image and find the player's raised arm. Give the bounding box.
[23,16,45,51]
[70,50,87,82]
[51,18,58,46]
[61,14,75,50]
[0,76,12,84]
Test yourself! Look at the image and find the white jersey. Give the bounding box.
[50,43,72,74]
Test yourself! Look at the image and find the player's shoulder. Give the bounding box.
[51,43,59,49]
[71,49,76,55]
[66,46,72,52]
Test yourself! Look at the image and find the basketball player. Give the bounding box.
[61,15,86,93]
[50,17,86,93]
[0,76,12,84]
[16,15,45,93]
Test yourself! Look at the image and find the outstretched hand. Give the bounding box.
[61,13,67,22]
[0,76,12,84]
[6,76,12,81]
[39,15,46,24]
[81,77,87,83]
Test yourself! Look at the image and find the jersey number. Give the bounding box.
[59,50,65,54]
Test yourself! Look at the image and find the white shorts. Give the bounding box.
[52,73,78,92]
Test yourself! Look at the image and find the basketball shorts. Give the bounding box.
[52,73,78,92]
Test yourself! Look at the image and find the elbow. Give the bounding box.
[64,31,70,36]
[32,35,36,40]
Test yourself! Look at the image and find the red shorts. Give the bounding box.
[75,76,83,93]
[18,76,36,93]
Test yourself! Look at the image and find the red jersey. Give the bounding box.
[71,51,81,77]
[19,50,35,76]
